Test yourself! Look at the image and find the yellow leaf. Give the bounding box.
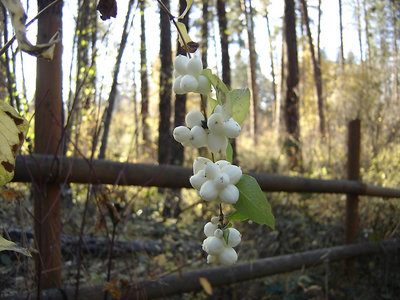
[0,101,28,186]
[199,277,213,295]
[178,0,194,19]
[154,254,167,266]
[0,235,31,257]
[175,21,199,53]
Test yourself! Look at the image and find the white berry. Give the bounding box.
[174,55,189,74]
[207,113,225,135]
[226,228,241,247]
[190,169,207,190]
[215,160,230,169]
[202,236,224,255]
[204,222,218,237]
[173,126,191,143]
[185,110,204,128]
[219,184,239,204]
[208,133,228,154]
[205,162,221,179]
[213,228,223,238]
[219,247,238,265]
[222,165,242,185]
[196,75,211,94]
[173,76,185,94]
[193,157,212,174]
[199,180,219,201]
[190,126,208,148]
[223,118,241,138]
[186,56,203,76]
[213,173,230,189]
[180,74,198,92]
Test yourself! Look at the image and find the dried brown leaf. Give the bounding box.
[97,0,117,20]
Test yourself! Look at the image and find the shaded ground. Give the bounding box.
[0,185,399,299]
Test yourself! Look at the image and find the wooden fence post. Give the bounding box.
[34,0,63,290]
[344,119,361,277]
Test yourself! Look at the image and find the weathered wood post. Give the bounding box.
[344,119,361,278]
[34,0,63,289]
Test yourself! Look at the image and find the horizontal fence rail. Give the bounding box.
[7,238,400,300]
[13,154,400,198]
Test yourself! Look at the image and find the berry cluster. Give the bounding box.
[171,53,244,266]
[173,105,241,154]
[202,217,241,265]
[173,55,211,95]
[190,157,242,204]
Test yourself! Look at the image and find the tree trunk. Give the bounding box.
[391,0,399,103]
[34,0,63,289]
[201,0,209,69]
[281,0,301,171]
[300,0,325,136]
[158,0,172,165]
[338,0,345,67]
[363,0,371,64]
[356,0,364,62]
[163,0,189,218]
[140,0,151,146]
[170,0,189,167]
[217,0,237,162]
[98,0,134,159]
[66,0,97,157]
[265,6,277,126]
[242,0,259,142]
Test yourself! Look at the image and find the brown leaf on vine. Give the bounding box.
[184,41,200,53]
[97,0,117,20]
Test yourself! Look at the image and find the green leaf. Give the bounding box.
[0,101,29,186]
[230,174,275,229]
[178,0,194,19]
[201,69,229,104]
[226,142,233,163]
[228,88,250,125]
[228,210,247,221]
[207,96,218,117]
[222,228,230,245]
[0,235,31,257]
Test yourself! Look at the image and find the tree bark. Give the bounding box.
[242,0,259,142]
[158,0,172,165]
[163,0,190,218]
[170,0,189,167]
[300,0,325,136]
[356,0,364,62]
[265,6,277,127]
[140,0,151,146]
[201,0,209,69]
[34,0,63,289]
[338,0,345,67]
[98,0,134,159]
[281,0,301,171]
[217,0,237,162]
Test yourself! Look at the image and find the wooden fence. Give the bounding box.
[9,119,400,299]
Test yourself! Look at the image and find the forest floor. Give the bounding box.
[0,185,399,299]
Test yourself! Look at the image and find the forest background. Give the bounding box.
[0,0,399,298]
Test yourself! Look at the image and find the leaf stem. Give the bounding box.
[156,0,192,57]
[219,203,224,228]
